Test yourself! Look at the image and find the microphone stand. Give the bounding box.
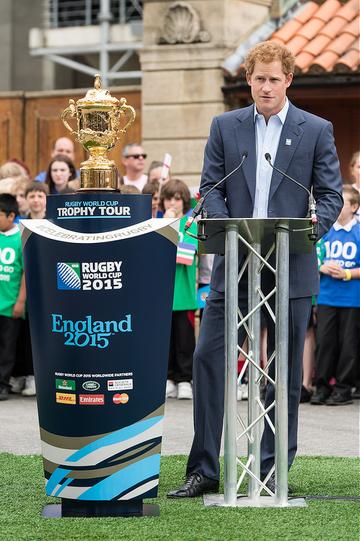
[264,153,318,241]
[185,152,248,241]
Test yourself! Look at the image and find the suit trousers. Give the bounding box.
[186,290,311,481]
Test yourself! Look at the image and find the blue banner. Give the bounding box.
[21,196,178,503]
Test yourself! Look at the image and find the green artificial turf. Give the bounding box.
[0,454,359,541]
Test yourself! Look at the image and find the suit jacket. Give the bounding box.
[200,102,343,298]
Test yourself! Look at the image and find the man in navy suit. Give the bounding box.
[168,41,343,498]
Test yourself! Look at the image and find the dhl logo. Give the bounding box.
[56,392,76,405]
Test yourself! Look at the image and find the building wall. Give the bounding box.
[0,0,142,92]
[0,0,16,91]
[0,0,45,91]
[140,0,271,186]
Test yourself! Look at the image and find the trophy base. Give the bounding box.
[79,167,118,191]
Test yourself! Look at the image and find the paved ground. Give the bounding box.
[0,394,358,457]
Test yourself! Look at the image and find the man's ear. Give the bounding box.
[285,72,293,88]
[246,71,252,86]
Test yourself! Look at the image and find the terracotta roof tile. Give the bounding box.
[326,31,358,55]
[286,35,309,55]
[271,36,287,45]
[272,19,302,43]
[336,0,359,21]
[311,50,339,70]
[336,49,360,70]
[303,34,332,55]
[351,36,360,51]
[335,38,360,70]
[295,51,315,70]
[298,18,326,40]
[342,16,360,37]
[269,0,360,74]
[314,0,342,21]
[321,16,349,39]
[294,1,319,23]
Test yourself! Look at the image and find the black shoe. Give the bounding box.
[300,385,312,403]
[0,387,9,401]
[310,388,331,405]
[263,473,293,495]
[352,387,360,400]
[326,392,353,406]
[167,472,219,498]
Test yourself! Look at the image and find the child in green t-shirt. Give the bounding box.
[160,179,198,400]
[0,194,26,401]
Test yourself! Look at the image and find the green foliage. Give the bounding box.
[0,454,359,541]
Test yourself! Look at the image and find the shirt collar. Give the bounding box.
[0,224,19,236]
[333,217,357,231]
[254,98,289,124]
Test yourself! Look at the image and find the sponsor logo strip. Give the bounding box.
[82,381,100,391]
[56,378,76,391]
[107,379,133,391]
[56,392,76,405]
[79,394,105,405]
[113,393,129,405]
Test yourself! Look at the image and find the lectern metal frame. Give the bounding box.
[199,218,313,508]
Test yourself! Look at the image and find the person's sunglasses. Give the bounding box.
[126,153,147,159]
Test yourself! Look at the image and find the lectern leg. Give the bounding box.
[224,225,239,506]
[248,244,262,498]
[275,223,289,505]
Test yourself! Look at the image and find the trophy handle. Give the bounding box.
[116,98,136,137]
[61,99,78,136]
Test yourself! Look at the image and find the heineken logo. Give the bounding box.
[56,378,76,391]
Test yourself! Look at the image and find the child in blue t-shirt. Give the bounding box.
[311,186,360,406]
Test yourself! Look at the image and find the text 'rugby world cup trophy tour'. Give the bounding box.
[21,75,179,518]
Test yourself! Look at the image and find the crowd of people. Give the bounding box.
[0,132,358,408]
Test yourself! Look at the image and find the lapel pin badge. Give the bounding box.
[285,138,292,146]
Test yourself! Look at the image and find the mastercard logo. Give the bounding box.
[113,393,129,405]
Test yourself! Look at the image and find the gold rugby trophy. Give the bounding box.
[61,74,135,190]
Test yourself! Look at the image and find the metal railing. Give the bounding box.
[48,0,143,28]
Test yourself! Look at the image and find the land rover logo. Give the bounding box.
[82,381,100,391]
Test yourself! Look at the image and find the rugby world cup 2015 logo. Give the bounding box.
[57,262,81,291]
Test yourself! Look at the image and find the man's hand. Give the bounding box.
[12,299,25,319]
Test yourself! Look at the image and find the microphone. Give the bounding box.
[264,153,318,241]
[184,151,248,232]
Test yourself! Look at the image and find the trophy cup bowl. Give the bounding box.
[61,74,136,191]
